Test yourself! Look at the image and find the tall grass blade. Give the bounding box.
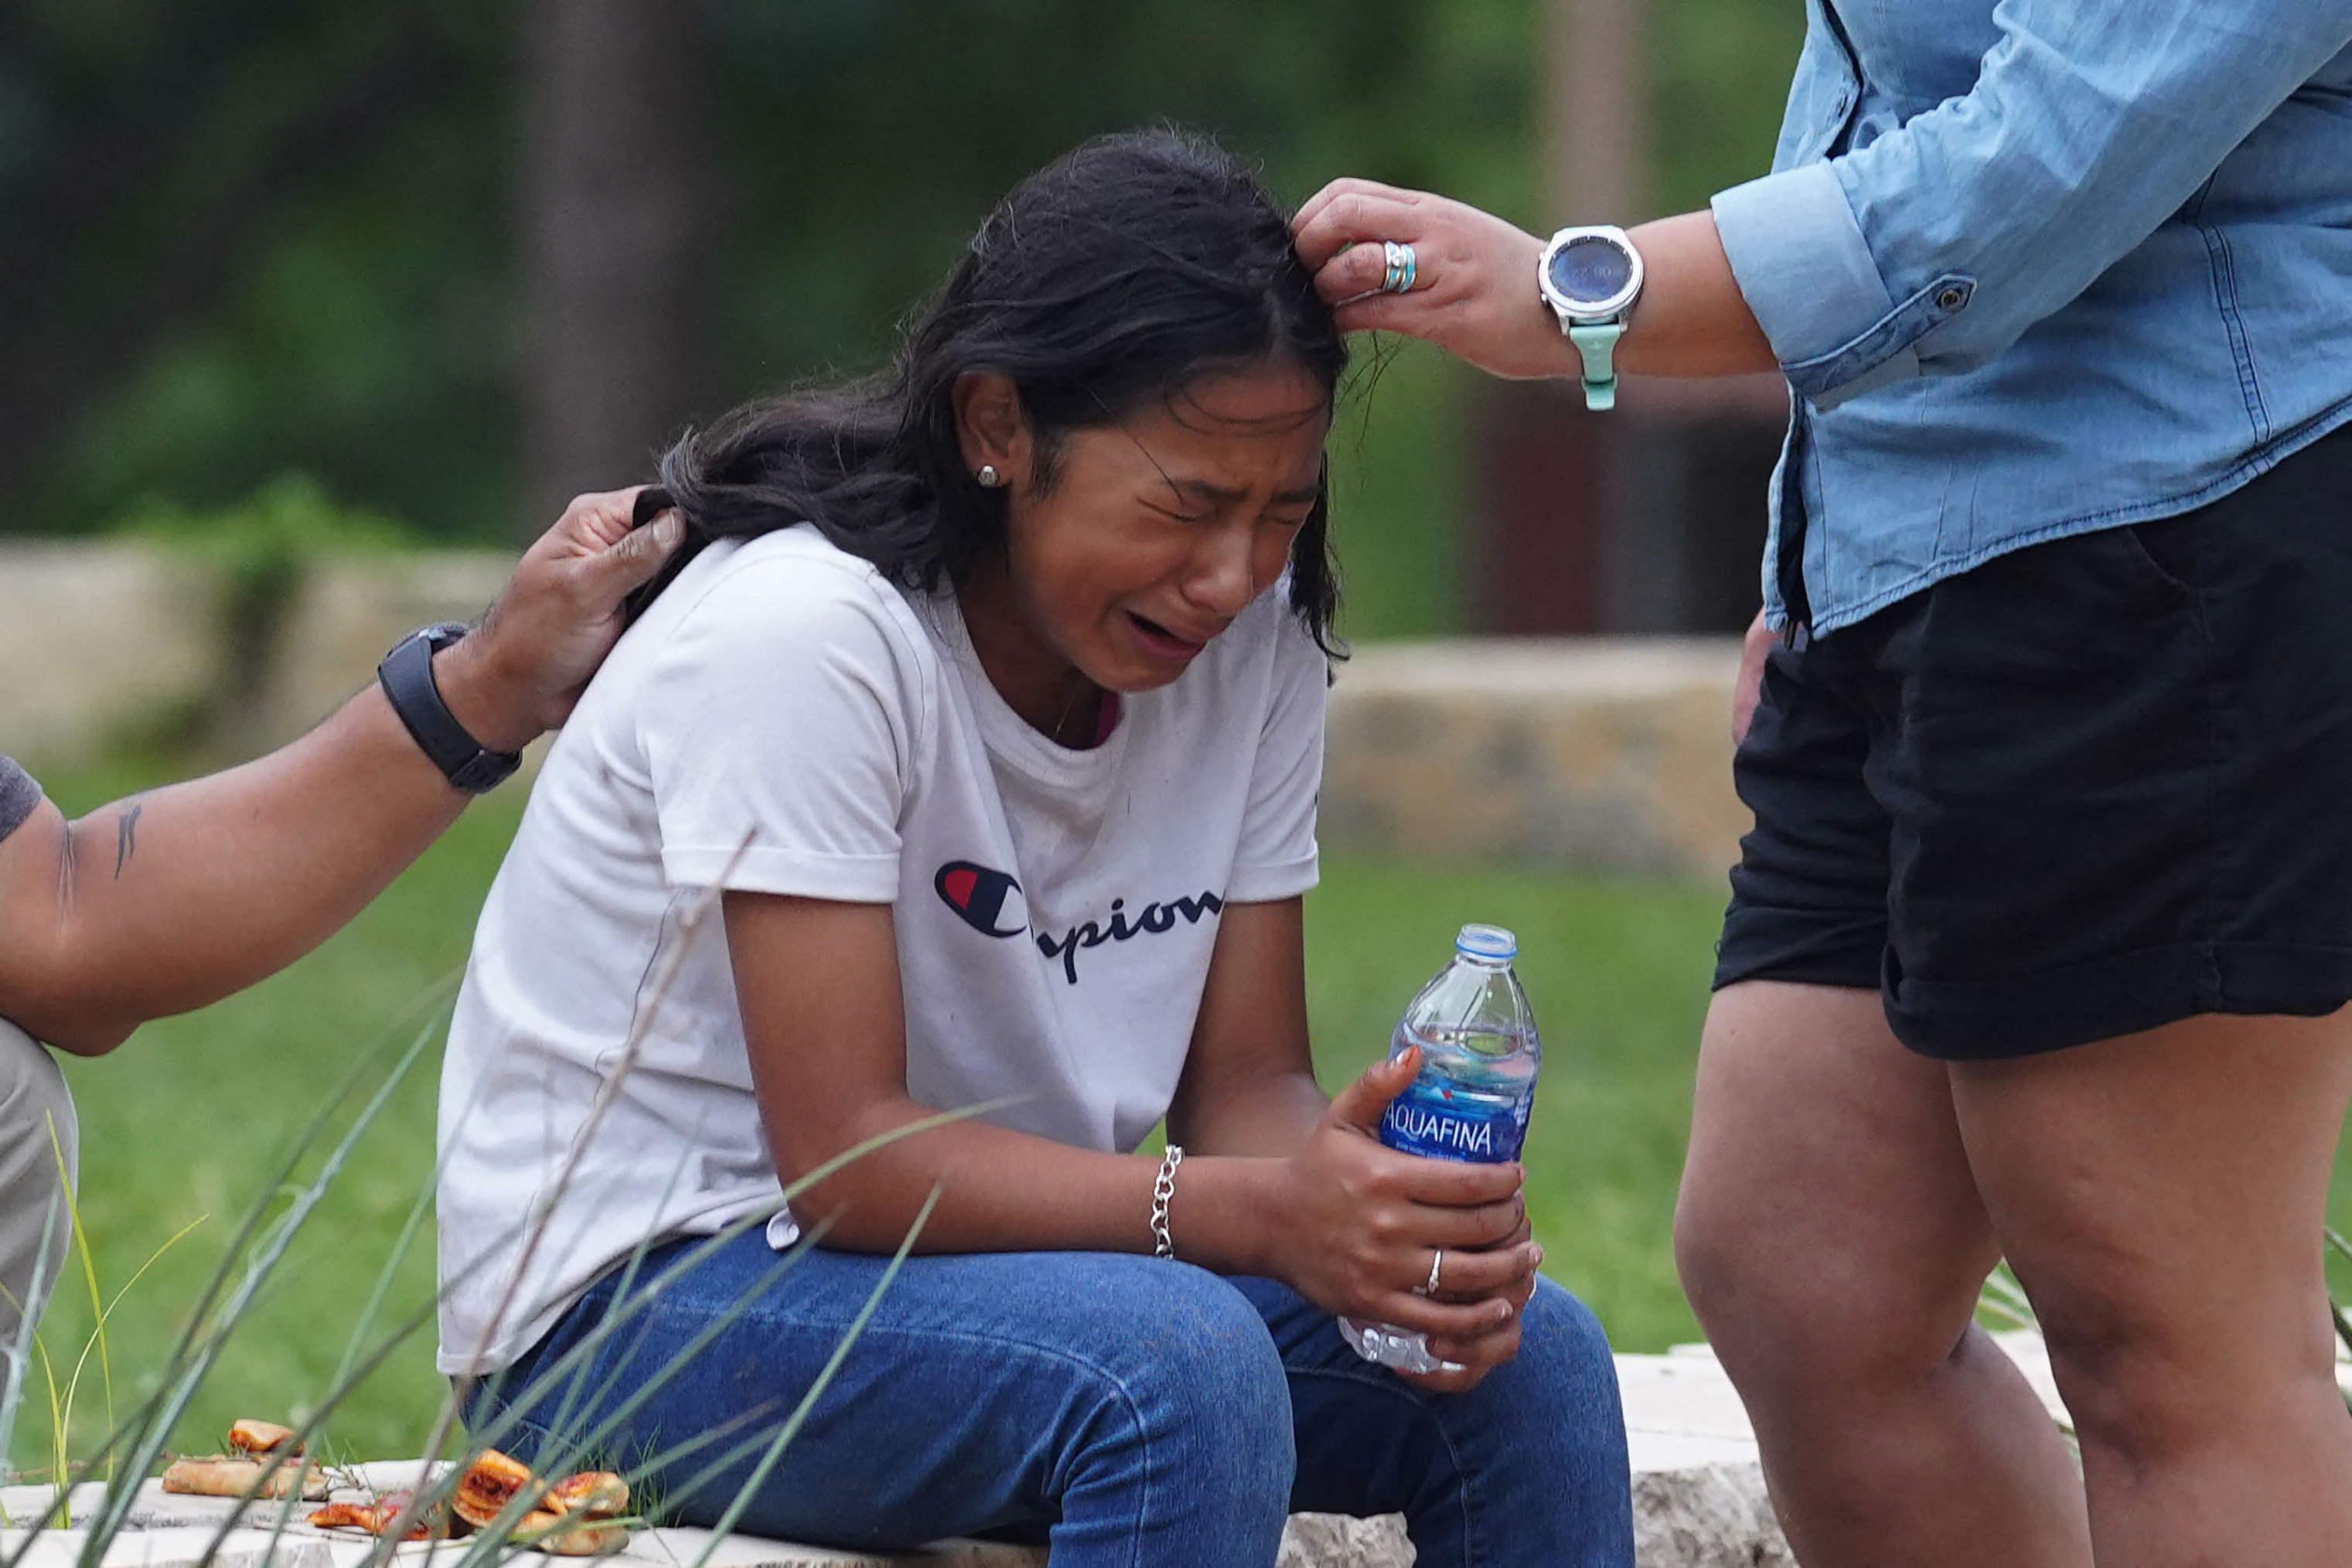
[51,1214,205,1503]
[52,980,458,1505]
[49,1124,112,1479]
[73,1008,444,1552]
[373,1092,1004,1566]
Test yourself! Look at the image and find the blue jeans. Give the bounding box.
[469,1231,1634,1568]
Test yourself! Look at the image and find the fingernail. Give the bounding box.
[654,511,685,547]
[1529,1244,1545,1268]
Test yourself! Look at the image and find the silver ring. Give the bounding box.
[1380,240,1417,295]
[1426,1247,1444,1295]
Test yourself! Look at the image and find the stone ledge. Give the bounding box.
[2,1499,1389,1568]
[8,1334,1963,1568]
[0,1526,335,1568]
[0,1335,2098,1566]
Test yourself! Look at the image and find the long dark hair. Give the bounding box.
[629,129,1348,652]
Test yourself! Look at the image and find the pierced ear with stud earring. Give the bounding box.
[976,464,1003,488]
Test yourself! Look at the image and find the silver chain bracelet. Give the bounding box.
[1150,1144,1185,1260]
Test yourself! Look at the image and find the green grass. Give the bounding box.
[25,759,1723,1471]
[39,748,2352,1477]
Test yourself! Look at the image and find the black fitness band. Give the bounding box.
[377,622,522,796]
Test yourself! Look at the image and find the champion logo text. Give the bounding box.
[932,861,1225,985]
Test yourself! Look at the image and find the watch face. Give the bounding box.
[1547,235,1635,308]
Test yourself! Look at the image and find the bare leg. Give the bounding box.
[1951,1011,2352,1567]
[1675,982,2090,1566]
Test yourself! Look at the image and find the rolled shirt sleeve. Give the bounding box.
[1714,2,2352,407]
[0,757,41,844]
[639,560,925,901]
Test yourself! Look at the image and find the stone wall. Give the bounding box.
[1324,638,1747,881]
[0,544,513,769]
[240,553,516,749]
[2,544,1747,882]
[0,543,228,764]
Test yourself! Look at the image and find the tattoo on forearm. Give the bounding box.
[114,801,144,879]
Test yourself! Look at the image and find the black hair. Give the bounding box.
[630,128,1348,653]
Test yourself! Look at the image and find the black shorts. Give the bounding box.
[1715,422,2352,1060]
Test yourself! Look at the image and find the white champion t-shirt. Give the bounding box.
[435,526,1327,1374]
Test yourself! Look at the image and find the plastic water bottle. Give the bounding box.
[1338,922,1541,1375]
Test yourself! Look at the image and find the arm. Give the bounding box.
[1295,2,2352,399]
[1709,2,2352,403]
[1291,191,1771,383]
[725,891,1538,1365]
[1164,897,1328,1157]
[0,489,682,1053]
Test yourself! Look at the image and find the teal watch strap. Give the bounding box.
[1568,322,1624,411]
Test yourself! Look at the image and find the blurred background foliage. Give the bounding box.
[0,0,1801,638]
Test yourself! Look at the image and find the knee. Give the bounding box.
[0,1021,77,1197]
[1672,1181,1839,1371]
[0,1018,75,1144]
[1087,1263,1294,1495]
[1502,1280,1629,1450]
[2027,1271,2336,1468]
[1674,1186,1970,1398]
[1672,1169,1763,1336]
[2030,1289,2201,1467]
[1518,1279,1617,1394]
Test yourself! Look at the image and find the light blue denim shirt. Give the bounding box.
[1710,0,2352,634]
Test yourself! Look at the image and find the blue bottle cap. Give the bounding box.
[1454,923,1518,961]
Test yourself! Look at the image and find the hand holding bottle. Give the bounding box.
[1268,1046,1542,1389]
[1341,923,1548,1382]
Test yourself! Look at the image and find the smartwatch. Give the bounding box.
[377,622,522,796]
[1537,225,1645,411]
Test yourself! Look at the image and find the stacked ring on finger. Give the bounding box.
[1380,240,1417,295]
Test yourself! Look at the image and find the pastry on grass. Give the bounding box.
[307,1495,450,1542]
[159,1418,326,1501]
[307,1487,466,1542]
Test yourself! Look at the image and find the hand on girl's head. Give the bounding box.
[1290,176,1575,381]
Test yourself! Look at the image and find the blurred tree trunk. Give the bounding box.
[1541,0,1646,227]
[518,0,717,540]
